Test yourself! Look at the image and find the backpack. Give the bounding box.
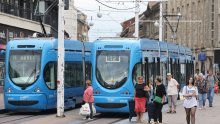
[201,80,208,93]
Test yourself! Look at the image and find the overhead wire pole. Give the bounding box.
[57,0,65,118]
[159,0,163,41]
[134,0,139,38]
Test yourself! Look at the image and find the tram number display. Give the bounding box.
[106,56,120,62]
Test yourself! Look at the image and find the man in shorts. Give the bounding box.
[167,73,179,113]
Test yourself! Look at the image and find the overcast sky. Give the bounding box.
[74,0,148,41]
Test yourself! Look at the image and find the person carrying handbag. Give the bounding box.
[83,80,94,120]
[153,77,166,124]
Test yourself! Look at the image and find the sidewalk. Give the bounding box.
[162,94,220,124]
[1,94,220,124]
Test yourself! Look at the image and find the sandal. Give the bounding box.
[167,111,172,113]
[172,110,176,113]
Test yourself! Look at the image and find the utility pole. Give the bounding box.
[159,1,163,41]
[57,0,65,118]
[134,0,139,38]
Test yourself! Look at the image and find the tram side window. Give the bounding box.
[132,63,142,85]
[65,63,75,87]
[64,62,91,88]
[180,64,186,84]
[74,63,83,87]
[44,62,56,90]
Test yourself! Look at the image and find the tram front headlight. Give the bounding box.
[34,87,41,92]
[7,88,13,93]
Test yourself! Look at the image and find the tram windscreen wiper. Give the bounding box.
[24,68,36,85]
[23,51,38,88]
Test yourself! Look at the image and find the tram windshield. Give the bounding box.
[96,50,129,89]
[9,50,41,87]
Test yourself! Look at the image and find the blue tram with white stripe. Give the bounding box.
[4,38,92,111]
[91,38,193,113]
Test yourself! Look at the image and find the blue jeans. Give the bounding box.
[207,87,214,106]
[198,93,207,108]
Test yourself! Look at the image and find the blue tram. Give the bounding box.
[4,38,92,111]
[91,38,193,113]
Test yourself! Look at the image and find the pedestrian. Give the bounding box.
[196,73,207,109]
[206,70,219,107]
[194,75,199,87]
[134,76,150,123]
[194,69,200,78]
[153,77,166,124]
[166,73,179,113]
[83,80,94,120]
[182,77,198,124]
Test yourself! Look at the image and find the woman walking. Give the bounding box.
[153,77,166,124]
[182,77,198,124]
[83,80,94,120]
[134,76,150,123]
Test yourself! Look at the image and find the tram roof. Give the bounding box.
[8,38,92,51]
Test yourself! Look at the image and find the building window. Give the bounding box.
[212,4,214,12]
[212,13,214,21]
[177,7,180,12]
[212,31,214,39]
[211,22,214,30]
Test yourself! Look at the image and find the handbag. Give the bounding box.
[79,103,90,116]
[153,96,162,103]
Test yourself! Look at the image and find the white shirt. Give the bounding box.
[167,78,179,95]
[182,86,198,108]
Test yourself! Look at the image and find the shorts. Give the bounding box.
[168,95,177,107]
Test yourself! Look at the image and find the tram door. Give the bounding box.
[143,57,160,92]
[160,62,167,86]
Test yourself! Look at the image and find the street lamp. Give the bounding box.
[162,13,182,100]
[163,13,182,42]
[154,20,159,27]
[89,16,94,27]
[97,6,102,18]
[155,12,182,100]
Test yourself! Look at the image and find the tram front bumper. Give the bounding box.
[4,93,47,111]
[94,96,133,113]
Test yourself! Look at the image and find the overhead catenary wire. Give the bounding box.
[95,0,137,10]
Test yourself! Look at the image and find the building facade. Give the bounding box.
[166,0,220,73]
[0,0,89,42]
[121,0,220,74]
[120,2,159,39]
[77,10,89,41]
[0,0,58,43]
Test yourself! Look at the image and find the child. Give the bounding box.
[214,83,219,94]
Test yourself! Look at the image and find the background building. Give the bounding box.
[121,0,220,74]
[120,2,159,39]
[0,0,89,42]
[0,0,57,44]
[77,10,90,41]
[166,0,220,74]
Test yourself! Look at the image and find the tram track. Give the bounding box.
[0,110,55,124]
[80,113,128,124]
